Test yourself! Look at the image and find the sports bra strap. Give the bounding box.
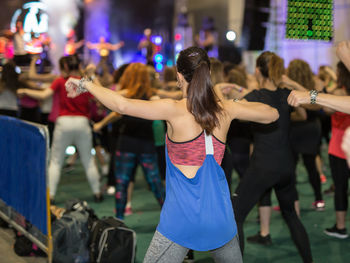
[204,131,214,155]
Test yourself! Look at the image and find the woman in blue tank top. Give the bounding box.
[65,47,279,262]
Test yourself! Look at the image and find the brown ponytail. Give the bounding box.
[256,51,285,86]
[177,47,222,134]
[268,54,284,86]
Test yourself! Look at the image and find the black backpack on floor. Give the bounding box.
[89,217,136,263]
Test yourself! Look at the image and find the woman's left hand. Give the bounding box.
[65,78,81,98]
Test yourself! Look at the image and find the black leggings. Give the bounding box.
[232,166,313,263]
[295,153,323,201]
[329,154,350,211]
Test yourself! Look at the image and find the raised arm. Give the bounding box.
[280,75,307,91]
[93,112,120,132]
[217,82,250,100]
[66,78,179,121]
[86,42,99,50]
[28,56,56,82]
[336,41,350,72]
[17,87,53,100]
[109,41,124,51]
[287,90,350,114]
[226,99,279,124]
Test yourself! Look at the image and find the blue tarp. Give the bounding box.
[0,116,48,235]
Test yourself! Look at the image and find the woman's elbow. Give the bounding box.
[262,107,279,124]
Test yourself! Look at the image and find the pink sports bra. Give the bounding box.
[166,131,225,166]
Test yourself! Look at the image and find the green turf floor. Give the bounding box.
[55,149,350,263]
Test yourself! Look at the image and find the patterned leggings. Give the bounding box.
[115,151,165,219]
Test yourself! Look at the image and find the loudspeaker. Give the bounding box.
[241,0,270,50]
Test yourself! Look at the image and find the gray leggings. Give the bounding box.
[143,231,243,263]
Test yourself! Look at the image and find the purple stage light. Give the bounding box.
[152,36,163,45]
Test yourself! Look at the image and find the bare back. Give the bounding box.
[166,98,232,179]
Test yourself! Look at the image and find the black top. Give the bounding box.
[116,115,156,154]
[226,120,251,154]
[244,88,294,171]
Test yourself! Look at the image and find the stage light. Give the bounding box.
[154,54,163,63]
[166,60,174,67]
[152,36,163,45]
[65,146,76,155]
[175,33,182,41]
[226,31,236,42]
[175,43,183,52]
[155,63,163,72]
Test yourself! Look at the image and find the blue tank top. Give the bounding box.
[157,131,237,251]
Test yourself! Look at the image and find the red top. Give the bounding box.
[328,112,350,159]
[166,131,226,166]
[50,76,92,118]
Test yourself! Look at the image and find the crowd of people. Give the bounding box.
[1,19,350,262]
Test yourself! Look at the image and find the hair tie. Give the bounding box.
[189,52,199,57]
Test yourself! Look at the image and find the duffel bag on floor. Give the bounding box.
[89,217,136,263]
[52,210,90,263]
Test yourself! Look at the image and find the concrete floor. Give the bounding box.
[0,227,47,263]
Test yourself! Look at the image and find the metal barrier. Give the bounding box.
[0,116,52,262]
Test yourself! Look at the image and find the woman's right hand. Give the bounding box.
[16,88,26,98]
[93,122,103,133]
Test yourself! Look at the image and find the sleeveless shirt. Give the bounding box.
[157,131,237,251]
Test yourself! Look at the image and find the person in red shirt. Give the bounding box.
[17,55,102,202]
[287,61,350,239]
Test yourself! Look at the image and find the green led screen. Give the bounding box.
[286,0,333,41]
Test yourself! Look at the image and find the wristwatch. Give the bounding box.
[309,90,318,104]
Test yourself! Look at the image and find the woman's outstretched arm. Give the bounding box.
[66,78,179,121]
[226,99,279,124]
[287,90,350,114]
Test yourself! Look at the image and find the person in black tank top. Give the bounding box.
[232,51,313,263]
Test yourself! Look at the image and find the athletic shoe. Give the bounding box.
[324,225,348,239]
[320,174,327,184]
[247,232,272,245]
[312,200,325,211]
[273,205,280,211]
[124,206,133,216]
[106,186,116,195]
[183,250,194,263]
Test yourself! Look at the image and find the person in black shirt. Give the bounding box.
[231,51,313,263]
[111,63,165,220]
[287,59,324,210]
